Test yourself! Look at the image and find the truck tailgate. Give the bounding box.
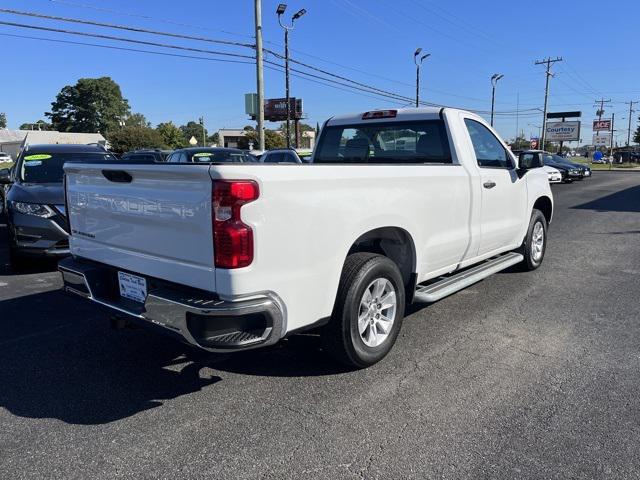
[64,163,216,291]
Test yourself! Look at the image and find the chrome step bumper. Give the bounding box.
[414,252,523,303]
[58,256,285,352]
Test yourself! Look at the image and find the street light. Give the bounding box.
[277,3,306,149]
[490,73,504,127]
[414,48,430,107]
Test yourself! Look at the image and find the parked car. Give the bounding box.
[521,150,581,182]
[559,158,591,177]
[259,148,302,164]
[0,152,12,165]
[0,144,117,268]
[121,149,172,163]
[542,165,562,183]
[59,107,553,368]
[166,147,257,163]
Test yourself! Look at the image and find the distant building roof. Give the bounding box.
[0,129,106,146]
[0,129,28,143]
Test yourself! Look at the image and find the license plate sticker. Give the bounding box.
[118,271,147,303]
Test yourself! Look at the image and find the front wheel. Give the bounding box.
[322,253,405,368]
[518,209,547,271]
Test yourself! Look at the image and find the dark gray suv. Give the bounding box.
[0,144,116,268]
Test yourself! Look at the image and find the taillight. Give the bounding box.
[212,180,259,268]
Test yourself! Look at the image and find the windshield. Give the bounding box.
[188,151,254,163]
[19,152,115,183]
[314,120,452,164]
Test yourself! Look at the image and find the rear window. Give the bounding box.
[314,120,452,164]
[188,151,254,163]
[19,152,115,183]
[121,154,157,162]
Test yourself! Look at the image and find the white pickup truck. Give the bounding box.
[59,108,552,368]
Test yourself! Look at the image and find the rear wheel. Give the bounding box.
[322,253,405,368]
[518,209,547,271]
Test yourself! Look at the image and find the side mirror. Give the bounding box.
[516,154,543,178]
[0,168,11,184]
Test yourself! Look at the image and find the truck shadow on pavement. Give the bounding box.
[0,290,225,425]
[572,185,640,213]
[0,291,346,425]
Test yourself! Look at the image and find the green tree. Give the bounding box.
[107,125,165,154]
[634,116,640,144]
[0,112,6,128]
[46,77,130,133]
[208,132,220,145]
[238,129,285,150]
[125,113,150,128]
[19,120,53,131]
[180,121,208,146]
[156,121,186,149]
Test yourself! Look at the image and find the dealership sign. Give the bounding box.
[593,132,611,146]
[263,98,303,121]
[545,121,580,142]
[593,119,612,131]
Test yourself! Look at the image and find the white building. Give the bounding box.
[0,130,106,160]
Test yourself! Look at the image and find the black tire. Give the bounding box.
[518,209,547,271]
[322,253,405,368]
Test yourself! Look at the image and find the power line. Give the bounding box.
[534,56,563,147]
[0,15,543,117]
[0,20,255,60]
[0,8,255,48]
[48,0,256,40]
[0,32,254,65]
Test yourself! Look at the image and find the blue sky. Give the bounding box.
[1,0,639,145]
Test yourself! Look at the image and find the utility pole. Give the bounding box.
[594,97,611,121]
[609,113,615,169]
[490,73,504,127]
[254,0,265,151]
[199,117,206,146]
[515,92,519,142]
[535,56,562,150]
[625,100,637,146]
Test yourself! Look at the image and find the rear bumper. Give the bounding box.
[58,256,285,352]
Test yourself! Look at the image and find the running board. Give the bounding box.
[413,252,523,303]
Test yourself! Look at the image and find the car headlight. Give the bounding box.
[9,201,56,218]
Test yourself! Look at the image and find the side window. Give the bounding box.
[284,152,299,163]
[263,152,283,163]
[464,119,511,168]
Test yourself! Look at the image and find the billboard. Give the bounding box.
[546,111,581,119]
[593,132,611,146]
[263,98,303,121]
[545,121,580,142]
[593,119,612,131]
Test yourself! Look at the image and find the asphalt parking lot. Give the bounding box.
[1,172,639,479]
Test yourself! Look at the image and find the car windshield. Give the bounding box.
[19,152,114,183]
[314,120,452,164]
[188,150,253,163]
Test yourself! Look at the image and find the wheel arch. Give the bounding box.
[346,226,417,296]
[533,195,553,224]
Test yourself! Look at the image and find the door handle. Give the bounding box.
[483,181,496,189]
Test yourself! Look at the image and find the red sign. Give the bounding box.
[593,119,611,131]
[263,98,303,121]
